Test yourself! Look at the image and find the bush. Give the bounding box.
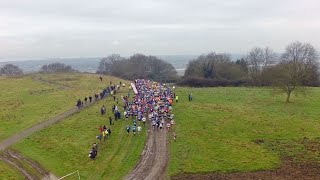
[177,78,248,87]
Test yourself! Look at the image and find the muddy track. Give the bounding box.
[0,107,78,151]
[0,98,100,151]
[0,150,57,180]
[125,123,169,180]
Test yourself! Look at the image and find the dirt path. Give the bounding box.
[0,107,79,151]
[31,76,73,90]
[125,123,169,180]
[0,97,99,179]
[0,75,103,151]
[0,98,101,151]
[0,150,58,180]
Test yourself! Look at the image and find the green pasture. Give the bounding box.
[1,73,138,179]
[2,73,320,179]
[12,90,146,179]
[168,87,320,175]
[0,160,24,180]
[0,73,126,141]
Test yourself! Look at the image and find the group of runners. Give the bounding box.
[88,78,178,160]
[123,79,177,141]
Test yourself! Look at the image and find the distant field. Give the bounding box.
[12,90,146,179]
[169,87,320,176]
[0,73,125,141]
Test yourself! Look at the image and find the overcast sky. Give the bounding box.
[0,0,319,59]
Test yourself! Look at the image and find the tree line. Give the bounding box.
[0,63,76,76]
[1,41,318,102]
[180,41,319,102]
[97,54,177,82]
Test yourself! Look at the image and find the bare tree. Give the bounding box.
[96,53,177,82]
[96,54,124,74]
[246,47,276,85]
[271,42,318,103]
[263,47,277,67]
[0,64,23,76]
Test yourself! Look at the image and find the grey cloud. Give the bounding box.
[0,0,320,58]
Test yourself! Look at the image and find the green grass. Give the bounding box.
[168,87,320,175]
[3,74,320,179]
[0,73,126,141]
[0,160,24,180]
[0,73,136,179]
[12,91,146,179]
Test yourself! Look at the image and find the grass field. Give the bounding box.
[10,86,146,179]
[0,160,24,179]
[2,73,320,179]
[0,73,125,141]
[1,73,145,179]
[168,87,320,176]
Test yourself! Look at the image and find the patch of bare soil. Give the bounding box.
[125,123,169,180]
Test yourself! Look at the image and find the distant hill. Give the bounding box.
[0,54,244,75]
[0,58,101,73]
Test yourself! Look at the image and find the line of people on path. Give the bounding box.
[89,80,124,160]
[76,82,118,109]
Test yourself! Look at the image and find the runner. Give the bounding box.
[132,125,137,136]
[126,125,131,134]
[142,116,146,126]
[167,123,171,131]
[137,125,142,133]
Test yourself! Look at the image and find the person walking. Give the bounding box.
[175,95,179,103]
[101,105,106,115]
[189,93,192,101]
[109,116,113,125]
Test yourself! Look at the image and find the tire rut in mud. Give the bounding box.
[125,123,168,180]
[0,150,57,180]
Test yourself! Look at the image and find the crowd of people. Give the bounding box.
[123,79,177,137]
[86,77,178,160]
